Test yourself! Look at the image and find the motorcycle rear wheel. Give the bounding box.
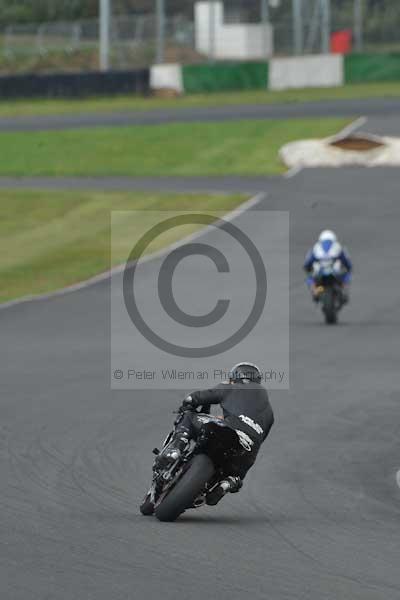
[155,454,215,522]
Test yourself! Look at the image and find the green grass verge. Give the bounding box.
[0,189,245,303]
[0,118,348,177]
[0,82,400,118]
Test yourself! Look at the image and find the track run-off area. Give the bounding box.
[1,99,400,600]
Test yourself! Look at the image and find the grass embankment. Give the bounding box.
[0,118,348,177]
[0,82,399,118]
[0,189,245,303]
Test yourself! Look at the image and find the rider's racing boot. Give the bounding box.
[206,476,243,506]
[312,285,323,303]
[155,431,190,469]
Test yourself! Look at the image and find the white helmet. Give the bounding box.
[318,230,337,244]
[229,362,262,384]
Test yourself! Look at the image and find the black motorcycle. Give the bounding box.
[313,262,345,325]
[140,408,245,522]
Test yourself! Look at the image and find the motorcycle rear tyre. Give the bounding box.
[155,454,215,522]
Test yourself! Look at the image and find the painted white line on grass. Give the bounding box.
[0,191,267,312]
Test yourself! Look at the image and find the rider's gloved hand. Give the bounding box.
[342,272,352,284]
[181,395,197,411]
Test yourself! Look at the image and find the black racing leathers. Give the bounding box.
[180,381,274,479]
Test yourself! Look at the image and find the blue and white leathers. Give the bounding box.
[304,237,352,287]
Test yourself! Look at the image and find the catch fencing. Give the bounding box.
[1,14,194,73]
[1,1,400,73]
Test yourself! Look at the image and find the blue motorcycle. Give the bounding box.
[312,259,345,325]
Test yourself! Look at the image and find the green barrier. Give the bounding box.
[182,62,268,94]
[345,53,400,83]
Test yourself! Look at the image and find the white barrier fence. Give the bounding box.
[149,54,345,94]
[269,54,344,91]
[150,63,184,93]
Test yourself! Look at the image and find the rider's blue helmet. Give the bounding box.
[229,362,262,384]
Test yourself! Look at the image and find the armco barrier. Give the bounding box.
[0,69,150,99]
[269,55,344,91]
[182,62,268,93]
[345,53,400,83]
[5,54,399,100]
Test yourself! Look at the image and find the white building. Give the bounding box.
[195,1,274,60]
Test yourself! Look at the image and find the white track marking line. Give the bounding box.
[396,470,400,489]
[337,116,368,138]
[0,191,267,312]
[284,165,303,179]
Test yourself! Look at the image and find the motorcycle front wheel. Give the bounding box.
[155,454,215,522]
[322,288,338,325]
[140,492,155,516]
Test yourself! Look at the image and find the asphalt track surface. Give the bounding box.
[0,96,400,131]
[1,103,400,600]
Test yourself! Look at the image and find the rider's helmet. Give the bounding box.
[318,230,338,253]
[319,230,337,243]
[229,362,262,384]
